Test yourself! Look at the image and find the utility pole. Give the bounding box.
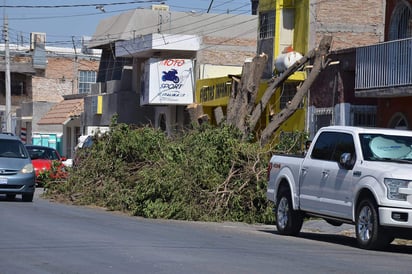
[72,36,78,94]
[3,14,11,132]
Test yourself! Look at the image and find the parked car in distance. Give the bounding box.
[73,135,95,166]
[75,135,94,150]
[0,134,35,202]
[25,145,67,185]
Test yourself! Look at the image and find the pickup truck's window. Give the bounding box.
[311,132,336,160]
[332,133,355,162]
[360,134,412,162]
[311,132,355,162]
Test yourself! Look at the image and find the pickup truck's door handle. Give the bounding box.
[322,170,329,179]
[301,167,308,176]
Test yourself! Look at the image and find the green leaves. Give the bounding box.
[44,123,308,224]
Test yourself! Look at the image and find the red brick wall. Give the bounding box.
[32,57,100,102]
[46,57,99,79]
[32,76,72,102]
[377,98,412,128]
[197,36,257,65]
[313,0,384,50]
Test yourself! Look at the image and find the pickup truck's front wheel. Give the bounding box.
[355,198,393,250]
[275,188,303,236]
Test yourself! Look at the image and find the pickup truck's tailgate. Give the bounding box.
[266,154,304,202]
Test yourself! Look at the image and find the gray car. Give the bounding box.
[0,134,35,202]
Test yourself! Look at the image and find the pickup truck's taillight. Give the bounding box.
[267,163,272,181]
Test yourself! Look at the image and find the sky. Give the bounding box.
[1,0,253,48]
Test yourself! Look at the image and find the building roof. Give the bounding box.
[89,8,257,48]
[0,44,101,57]
[37,98,84,125]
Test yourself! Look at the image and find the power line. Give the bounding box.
[89,3,253,45]
[0,1,164,9]
[4,8,133,21]
[4,2,254,48]
[7,3,253,47]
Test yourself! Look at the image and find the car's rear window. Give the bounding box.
[0,139,29,158]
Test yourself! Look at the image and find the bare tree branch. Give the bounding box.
[260,36,333,144]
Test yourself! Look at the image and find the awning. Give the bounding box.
[37,98,84,125]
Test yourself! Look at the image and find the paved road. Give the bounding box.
[0,189,411,274]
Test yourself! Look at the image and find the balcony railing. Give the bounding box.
[355,38,412,91]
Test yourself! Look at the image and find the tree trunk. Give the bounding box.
[226,53,268,134]
[259,35,333,144]
[224,35,332,144]
[247,49,314,133]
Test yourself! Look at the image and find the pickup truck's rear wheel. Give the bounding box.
[355,198,393,250]
[275,188,303,236]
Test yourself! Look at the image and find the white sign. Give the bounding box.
[141,58,194,105]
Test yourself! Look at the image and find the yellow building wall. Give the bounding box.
[293,0,310,54]
[196,76,232,122]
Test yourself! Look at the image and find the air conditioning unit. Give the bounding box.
[151,4,169,11]
[30,32,46,50]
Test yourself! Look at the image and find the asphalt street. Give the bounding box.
[34,188,410,247]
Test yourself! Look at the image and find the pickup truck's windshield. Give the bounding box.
[359,133,412,162]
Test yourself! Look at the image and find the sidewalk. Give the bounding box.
[302,219,354,236]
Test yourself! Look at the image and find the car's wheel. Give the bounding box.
[6,194,16,200]
[22,193,34,202]
[355,198,393,250]
[275,187,303,236]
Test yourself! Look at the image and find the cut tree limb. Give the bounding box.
[259,35,333,144]
[226,53,268,134]
[247,49,314,133]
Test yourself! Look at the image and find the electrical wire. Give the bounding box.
[3,2,252,47]
[0,1,164,9]
[3,1,258,78]
[88,3,253,46]
[5,2,254,48]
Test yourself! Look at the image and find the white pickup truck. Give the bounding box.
[266,126,412,250]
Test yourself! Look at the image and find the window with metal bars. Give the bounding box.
[351,106,376,127]
[259,11,275,39]
[280,82,302,109]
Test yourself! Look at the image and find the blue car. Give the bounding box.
[0,134,35,202]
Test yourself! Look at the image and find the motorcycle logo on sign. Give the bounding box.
[162,69,180,83]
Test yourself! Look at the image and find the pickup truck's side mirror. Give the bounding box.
[340,153,355,170]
